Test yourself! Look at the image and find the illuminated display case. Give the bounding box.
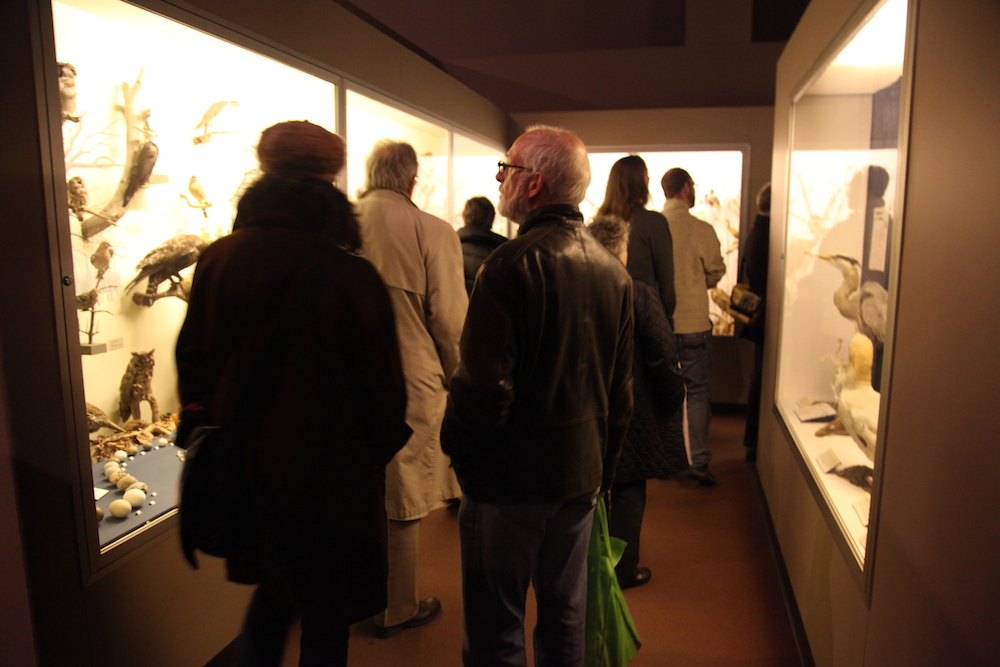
[774,0,910,568]
[584,149,747,335]
[54,0,504,556]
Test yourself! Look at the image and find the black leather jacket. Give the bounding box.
[442,204,634,503]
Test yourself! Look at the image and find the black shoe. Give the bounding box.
[686,465,717,486]
[618,567,652,589]
[374,597,442,638]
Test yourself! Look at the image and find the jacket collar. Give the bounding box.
[518,204,583,236]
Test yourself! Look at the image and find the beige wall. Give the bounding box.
[512,106,775,217]
[760,0,1000,664]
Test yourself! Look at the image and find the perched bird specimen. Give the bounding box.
[194,100,239,144]
[181,175,212,217]
[58,62,81,123]
[838,333,881,462]
[86,402,124,434]
[68,176,88,222]
[118,350,158,423]
[90,240,114,282]
[122,141,159,206]
[76,288,100,311]
[810,252,888,345]
[125,234,207,307]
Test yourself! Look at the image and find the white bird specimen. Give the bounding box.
[810,252,888,345]
[838,333,880,462]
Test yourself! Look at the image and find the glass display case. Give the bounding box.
[53,0,508,557]
[54,0,340,551]
[774,0,909,567]
[346,89,450,220]
[584,149,746,335]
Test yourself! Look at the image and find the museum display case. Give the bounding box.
[773,0,910,569]
[584,149,747,335]
[53,0,506,559]
[54,0,340,553]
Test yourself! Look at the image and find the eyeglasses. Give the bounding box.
[498,161,530,176]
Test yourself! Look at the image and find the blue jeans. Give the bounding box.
[675,331,713,467]
[459,490,599,667]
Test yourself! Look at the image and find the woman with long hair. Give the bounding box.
[597,155,677,322]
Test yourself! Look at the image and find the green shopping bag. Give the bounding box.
[585,496,642,667]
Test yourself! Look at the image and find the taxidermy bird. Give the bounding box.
[86,402,124,434]
[76,288,100,311]
[58,62,81,123]
[187,175,211,217]
[68,176,88,222]
[838,333,880,462]
[125,234,208,307]
[122,141,160,206]
[833,464,874,492]
[90,240,114,282]
[810,252,888,345]
[119,350,159,423]
[194,100,239,144]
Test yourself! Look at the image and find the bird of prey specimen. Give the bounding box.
[86,402,124,434]
[125,234,208,307]
[122,141,160,206]
[833,464,874,492]
[119,349,158,423]
[58,62,81,123]
[838,333,880,462]
[90,240,114,282]
[68,176,88,222]
[810,252,888,345]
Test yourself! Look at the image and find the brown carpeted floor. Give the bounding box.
[278,408,805,666]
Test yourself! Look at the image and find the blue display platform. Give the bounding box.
[92,443,183,548]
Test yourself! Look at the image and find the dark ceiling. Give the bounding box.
[332,0,810,113]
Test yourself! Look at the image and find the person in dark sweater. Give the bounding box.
[589,214,688,589]
[457,195,506,295]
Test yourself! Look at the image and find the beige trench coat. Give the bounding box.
[355,189,467,520]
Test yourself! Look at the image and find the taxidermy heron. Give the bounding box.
[125,234,207,307]
[838,333,880,462]
[810,252,888,345]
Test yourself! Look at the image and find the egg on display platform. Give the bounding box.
[115,474,138,491]
[114,450,128,462]
[109,469,127,485]
[109,499,132,518]
[156,437,169,447]
[126,444,139,456]
[123,489,146,507]
[96,505,104,522]
[142,441,154,450]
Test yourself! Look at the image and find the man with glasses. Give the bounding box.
[661,167,726,486]
[442,125,634,667]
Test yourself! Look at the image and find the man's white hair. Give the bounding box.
[517,125,591,205]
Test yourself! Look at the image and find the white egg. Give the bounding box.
[109,499,132,518]
[156,437,168,447]
[123,489,146,507]
[114,450,128,462]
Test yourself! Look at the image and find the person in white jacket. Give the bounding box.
[354,140,468,638]
[661,167,726,486]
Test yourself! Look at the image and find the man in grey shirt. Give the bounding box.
[661,167,726,485]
